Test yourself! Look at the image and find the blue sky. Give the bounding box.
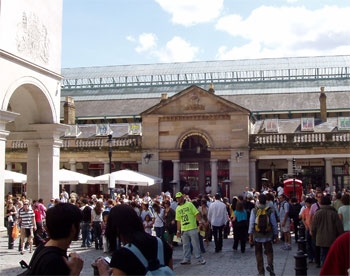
[62,0,350,68]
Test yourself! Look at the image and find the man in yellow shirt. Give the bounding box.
[175,192,206,265]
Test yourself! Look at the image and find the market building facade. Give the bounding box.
[5,56,350,200]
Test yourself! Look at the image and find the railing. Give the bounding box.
[7,136,142,150]
[250,132,350,147]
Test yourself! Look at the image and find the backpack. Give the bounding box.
[82,206,92,222]
[124,237,175,276]
[254,207,272,233]
[18,246,58,275]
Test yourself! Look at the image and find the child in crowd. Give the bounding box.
[143,214,153,235]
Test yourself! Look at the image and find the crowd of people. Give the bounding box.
[4,184,350,275]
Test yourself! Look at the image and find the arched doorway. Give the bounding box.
[179,133,211,197]
[2,80,64,203]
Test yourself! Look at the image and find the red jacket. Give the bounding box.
[320,232,350,276]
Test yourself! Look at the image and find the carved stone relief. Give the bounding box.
[16,12,50,64]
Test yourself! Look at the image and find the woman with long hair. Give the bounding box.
[152,203,165,239]
[163,200,176,247]
[91,201,104,250]
[5,200,17,249]
[232,200,248,253]
[96,204,173,275]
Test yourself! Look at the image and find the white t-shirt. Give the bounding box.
[143,221,153,235]
[153,209,164,227]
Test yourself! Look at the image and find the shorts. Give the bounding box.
[281,219,290,232]
[20,227,33,241]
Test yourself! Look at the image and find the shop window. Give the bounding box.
[265,119,279,133]
[301,118,314,131]
[338,117,350,130]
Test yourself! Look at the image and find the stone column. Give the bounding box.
[0,110,18,231]
[103,161,110,174]
[287,158,293,175]
[26,141,39,201]
[325,158,333,192]
[5,162,12,195]
[211,159,218,195]
[38,139,62,203]
[69,160,76,172]
[249,159,257,190]
[0,130,9,231]
[172,160,180,193]
[158,160,163,194]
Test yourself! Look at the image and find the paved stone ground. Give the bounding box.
[0,232,322,276]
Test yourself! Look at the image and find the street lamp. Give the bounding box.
[292,157,296,197]
[107,134,115,199]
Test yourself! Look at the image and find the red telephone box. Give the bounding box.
[283,179,303,202]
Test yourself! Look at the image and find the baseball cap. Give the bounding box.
[175,192,183,198]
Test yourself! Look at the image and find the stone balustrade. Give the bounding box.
[251,132,350,146]
[7,136,141,150]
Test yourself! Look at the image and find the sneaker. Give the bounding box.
[266,265,276,276]
[20,251,24,255]
[198,259,206,265]
[180,260,191,265]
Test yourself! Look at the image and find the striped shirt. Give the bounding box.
[19,208,35,229]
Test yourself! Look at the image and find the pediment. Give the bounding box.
[141,85,250,116]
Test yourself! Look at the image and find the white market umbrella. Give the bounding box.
[59,169,94,185]
[88,169,162,187]
[5,170,27,183]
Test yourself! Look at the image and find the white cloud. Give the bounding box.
[128,34,199,62]
[135,33,158,53]
[216,5,350,60]
[154,0,224,26]
[155,36,199,62]
[126,35,135,42]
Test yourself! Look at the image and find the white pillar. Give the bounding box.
[0,129,9,231]
[211,159,218,195]
[5,162,12,195]
[249,159,257,189]
[172,160,180,193]
[0,110,18,231]
[325,158,333,191]
[104,161,110,174]
[26,141,39,201]
[287,158,293,175]
[69,160,76,172]
[38,139,62,203]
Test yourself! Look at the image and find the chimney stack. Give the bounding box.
[208,83,215,94]
[319,87,327,122]
[63,96,76,125]
[161,93,168,102]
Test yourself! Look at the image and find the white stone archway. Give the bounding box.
[0,0,64,230]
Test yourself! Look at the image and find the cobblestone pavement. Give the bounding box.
[0,232,321,276]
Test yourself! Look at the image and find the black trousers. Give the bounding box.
[212,225,224,251]
[233,220,248,253]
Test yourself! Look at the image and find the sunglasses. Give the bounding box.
[23,203,29,205]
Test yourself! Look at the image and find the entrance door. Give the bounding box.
[180,134,210,197]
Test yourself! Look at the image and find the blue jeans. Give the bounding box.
[155,226,164,239]
[306,230,314,261]
[182,228,203,262]
[81,222,91,246]
[93,222,103,249]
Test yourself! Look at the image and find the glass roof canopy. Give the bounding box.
[62,55,350,89]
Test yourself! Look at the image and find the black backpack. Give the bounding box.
[18,246,57,275]
[82,206,92,222]
[254,207,272,233]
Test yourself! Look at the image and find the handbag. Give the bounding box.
[12,222,19,239]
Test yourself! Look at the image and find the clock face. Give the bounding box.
[16,11,50,64]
